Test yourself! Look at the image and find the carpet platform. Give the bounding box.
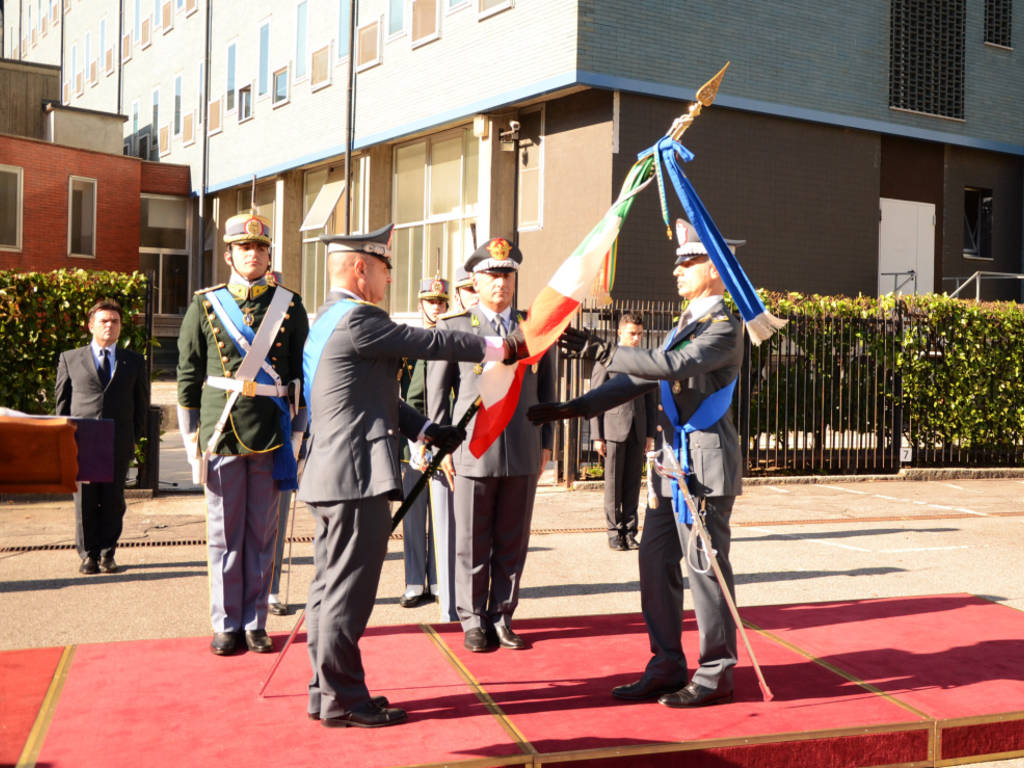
[5,594,1024,768]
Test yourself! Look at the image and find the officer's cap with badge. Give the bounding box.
[674,218,745,265]
[465,237,521,274]
[418,275,449,301]
[321,223,395,269]
[453,265,474,289]
[224,211,273,246]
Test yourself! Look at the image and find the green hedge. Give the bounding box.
[0,269,150,415]
[752,291,1024,452]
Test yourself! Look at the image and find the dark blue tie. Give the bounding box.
[99,349,111,387]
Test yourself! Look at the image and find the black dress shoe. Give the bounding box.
[609,535,628,551]
[611,677,685,701]
[321,700,407,728]
[99,556,120,573]
[210,631,244,655]
[268,601,290,616]
[495,625,527,650]
[245,629,274,653]
[79,557,99,575]
[464,627,493,652]
[658,681,734,708]
[309,696,389,719]
[399,591,435,608]
[625,534,640,550]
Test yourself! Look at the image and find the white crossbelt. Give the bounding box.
[206,376,288,398]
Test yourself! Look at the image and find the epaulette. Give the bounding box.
[438,309,469,320]
[697,311,731,324]
[515,309,527,323]
[195,283,226,295]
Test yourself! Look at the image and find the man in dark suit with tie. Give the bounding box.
[56,298,149,575]
[590,312,657,551]
[299,226,530,728]
[427,238,556,653]
[530,219,745,708]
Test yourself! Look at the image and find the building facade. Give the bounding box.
[4,0,1023,346]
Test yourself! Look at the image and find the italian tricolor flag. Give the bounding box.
[468,157,654,457]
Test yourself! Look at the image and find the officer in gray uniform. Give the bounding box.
[530,219,744,708]
[427,238,556,653]
[299,225,529,728]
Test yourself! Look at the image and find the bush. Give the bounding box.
[0,269,150,415]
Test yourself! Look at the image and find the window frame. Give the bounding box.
[237,82,254,123]
[411,0,441,48]
[355,16,383,72]
[0,164,24,253]
[295,0,310,81]
[387,0,407,39]
[173,72,183,136]
[962,187,994,262]
[272,65,291,107]
[477,0,512,20]
[139,193,193,316]
[310,43,333,91]
[226,40,238,112]
[258,18,272,98]
[67,175,98,259]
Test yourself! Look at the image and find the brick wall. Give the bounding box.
[140,160,191,195]
[0,134,141,274]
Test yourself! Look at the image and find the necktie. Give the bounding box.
[492,315,507,337]
[99,349,111,387]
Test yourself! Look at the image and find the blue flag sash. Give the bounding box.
[210,287,299,491]
[658,325,737,524]
[302,297,360,422]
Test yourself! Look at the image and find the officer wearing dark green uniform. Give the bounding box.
[177,211,309,656]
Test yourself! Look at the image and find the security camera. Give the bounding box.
[509,120,520,132]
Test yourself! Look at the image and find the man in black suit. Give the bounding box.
[56,298,149,575]
[590,312,657,551]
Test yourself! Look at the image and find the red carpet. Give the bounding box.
[6,595,1024,767]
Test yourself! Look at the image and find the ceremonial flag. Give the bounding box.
[468,158,653,457]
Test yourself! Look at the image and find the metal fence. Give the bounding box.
[555,298,1024,481]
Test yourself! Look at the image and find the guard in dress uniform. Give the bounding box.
[299,225,530,728]
[530,219,745,708]
[176,211,309,656]
[398,276,451,610]
[426,238,556,652]
[450,265,478,314]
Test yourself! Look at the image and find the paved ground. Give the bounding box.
[3,380,1023,766]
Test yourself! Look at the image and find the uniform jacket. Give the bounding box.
[298,293,490,505]
[576,299,744,498]
[427,306,555,478]
[55,344,149,476]
[176,282,309,455]
[590,355,658,444]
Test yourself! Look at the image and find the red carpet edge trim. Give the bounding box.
[418,623,538,758]
[16,644,76,768]
[742,618,932,721]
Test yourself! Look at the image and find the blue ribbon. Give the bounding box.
[210,288,299,491]
[302,296,359,422]
[657,325,737,524]
[639,137,769,327]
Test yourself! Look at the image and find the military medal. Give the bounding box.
[532,363,538,374]
[242,309,255,327]
[672,381,682,394]
[473,364,483,375]
[471,315,480,327]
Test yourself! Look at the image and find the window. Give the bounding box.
[122,33,132,63]
[963,187,993,261]
[237,183,276,226]
[99,20,106,70]
[131,101,140,155]
[197,62,204,124]
[186,0,198,16]
[889,0,965,119]
[85,32,91,81]
[0,165,23,251]
[174,74,182,135]
[134,0,142,40]
[183,111,195,145]
[517,108,544,230]
[153,0,160,30]
[140,195,191,315]
[258,21,270,97]
[159,124,170,156]
[388,0,405,36]
[68,176,97,258]
[391,128,478,314]
[176,0,183,9]
[151,89,160,158]
[411,0,439,46]
[226,42,237,111]
[161,0,173,32]
[338,0,351,58]
[311,44,331,90]
[985,0,1013,47]
[208,98,222,134]
[141,15,151,47]
[356,17,382,71]
[295,2,309,79]
[478,0,512,18]
[71,44,78,93]
[238,83,253,121]
[301,166,361,312]
[273,66,290,105]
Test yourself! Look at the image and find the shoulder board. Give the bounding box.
[516,309,527,322]
[710,313,732,323]
[697,312,731,324]
[438,309,469,320]
[195,283,227,295]
[271,282,298,294]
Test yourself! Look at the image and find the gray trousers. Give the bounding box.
[603,436,644,539]
[454,473,537,633]
[204,452,280,633]
[401,465,436,592]
[306,494,390,719]
[640,494,737,691]
[269,490,292,595]
[429,477,458,622]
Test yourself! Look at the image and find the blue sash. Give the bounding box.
[658,325,737,524]
[302,297,360,422]
[210,288,299,491]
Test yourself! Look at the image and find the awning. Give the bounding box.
[299,178,346,233]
